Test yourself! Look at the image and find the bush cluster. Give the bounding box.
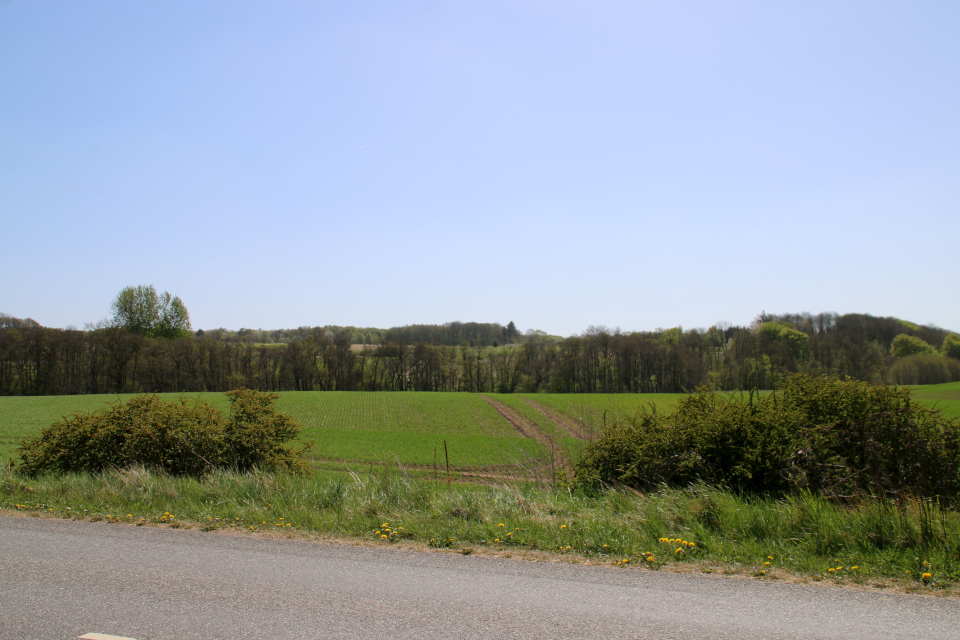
[574,375,960,503]
[16,389,307,477]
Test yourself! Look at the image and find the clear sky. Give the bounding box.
[2,1,958,337]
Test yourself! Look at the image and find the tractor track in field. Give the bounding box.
[478,396,572,481]
[520,398,590,440]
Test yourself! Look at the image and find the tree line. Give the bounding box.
[2,311,958,396]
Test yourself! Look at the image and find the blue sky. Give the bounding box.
[2,1,958,336]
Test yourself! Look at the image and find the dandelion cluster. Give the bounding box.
[9,502,52,511]
[615,551,659,568]
[659,537,696,557]
[824,559,860,578]
[374,522,404,542]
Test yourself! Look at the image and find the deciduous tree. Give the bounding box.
[111,285,192,339]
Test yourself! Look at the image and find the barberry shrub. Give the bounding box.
[17,389,306,477]
[574,375,960,503]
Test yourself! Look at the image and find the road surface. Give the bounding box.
[2,515,958,639]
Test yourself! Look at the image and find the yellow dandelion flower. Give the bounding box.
[688,543,696,548]
[851,566,859,570]
[381,534,388,539]
[676,548,683,554]
[498,523,505,527]
[494,538,500,543]
[767,556,774,560]
[759,570,766,576]
[922,572,933,581]
[646,556,655,562]
[764,562,771,566]
[837,566,843,571]
[828,568,835,573]
[561,524,567,529]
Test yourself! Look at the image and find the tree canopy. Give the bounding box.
[111,285,192,339]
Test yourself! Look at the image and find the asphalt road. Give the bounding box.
[2,515,958,640]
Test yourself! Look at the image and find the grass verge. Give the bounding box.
[2,466,958,597]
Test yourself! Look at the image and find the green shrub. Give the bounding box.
[16,389,306,477]
[221,388,308,473]
[574,375,960,503]
[887,354,960,385]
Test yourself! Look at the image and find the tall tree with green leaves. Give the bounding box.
[111,285,192,339]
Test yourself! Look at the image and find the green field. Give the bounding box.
[517,393,684,438]
[277,391,546,470]
[3,383,958,474]
[0,391,551,475]
[907,381,960,420]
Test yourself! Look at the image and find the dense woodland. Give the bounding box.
[3,311,959,396]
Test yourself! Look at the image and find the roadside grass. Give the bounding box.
[2,465,958,596]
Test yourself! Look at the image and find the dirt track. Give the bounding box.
[478,396,572,481]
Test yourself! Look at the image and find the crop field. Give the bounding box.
[2,383,957,477]
[517,393,685,438]
[485,394,591,468]
[907,381,960,420]
[275,391,546,471]
[0,392,549,476]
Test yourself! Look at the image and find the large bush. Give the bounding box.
[17,389,307,477]
[574,375,960,503]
